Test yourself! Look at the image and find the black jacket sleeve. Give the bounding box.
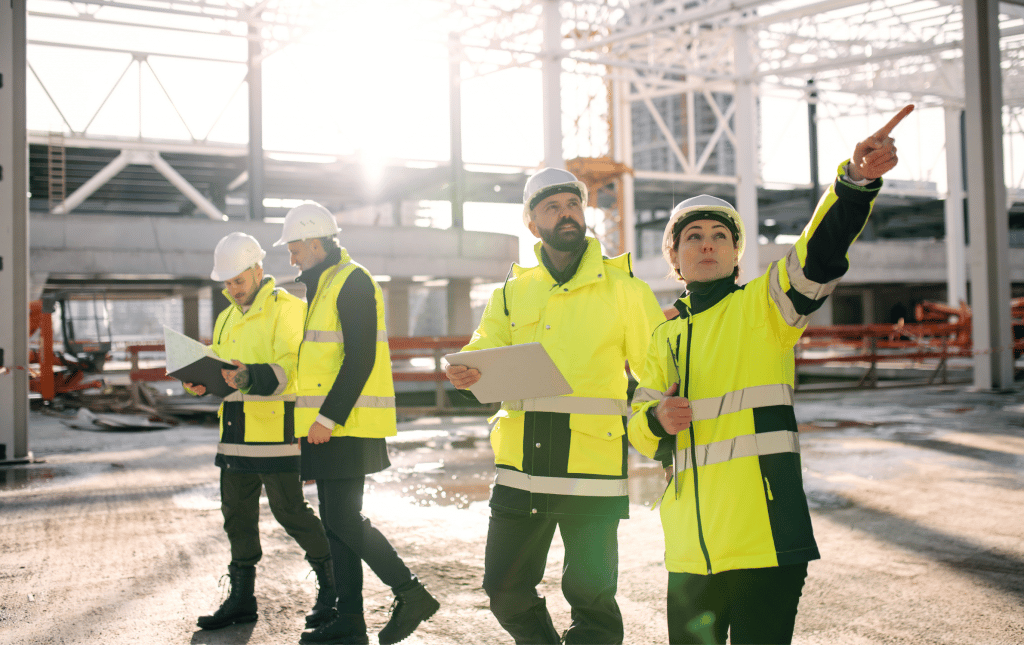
[245,363,280,396]
[317,270,378,426]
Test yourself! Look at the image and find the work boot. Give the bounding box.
[305,555,337,629]
[299,613,369,644]
[378,579,440,645]
[196,563,258,630]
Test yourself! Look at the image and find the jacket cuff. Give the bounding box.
[244,363,281,397]
[646,406,671,439]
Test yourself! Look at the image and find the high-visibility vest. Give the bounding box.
[294,249,396,438]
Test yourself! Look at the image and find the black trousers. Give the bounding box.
[667,563,808,645]
[316,476,415,614]
[483,509,623,645]
[220,469,330,567]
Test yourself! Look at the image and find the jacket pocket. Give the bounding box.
[509,306,541,343]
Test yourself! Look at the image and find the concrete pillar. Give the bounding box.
[944,107,968,308]
[446,279,473,336]
[733,26,760,283]
[541,0,564,169]
[182,290,200,341]
[612,70,637,256]
[386,279,411,338]
[0,0,29,462]
[963,0,1014,389]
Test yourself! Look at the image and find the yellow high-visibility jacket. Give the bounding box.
[294,248,396,439]
[211,276,304,473]
[629,162,881,574]
[462,237,665,517]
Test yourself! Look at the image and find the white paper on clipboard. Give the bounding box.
[443,342,573,404]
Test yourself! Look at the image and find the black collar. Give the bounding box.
[297,246,343,300]
[540,244,586,287]
[675,275,742,317]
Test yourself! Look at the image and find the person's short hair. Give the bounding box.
[316,235,339,250]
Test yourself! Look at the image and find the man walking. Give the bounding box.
[275,202,439,645]
[190,232,336,632]
[445,169,665,644]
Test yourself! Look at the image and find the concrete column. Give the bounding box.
[612,70,637,256]
[446,279,473,336]
[963,0,1014,389]
[386,279,412,338]
[733,27,760,283]
[182,290,200,341]
[541,0,564,169]
[943,107,968,308]
[0,0,29,462]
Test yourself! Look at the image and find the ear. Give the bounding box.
[527,217,541,239]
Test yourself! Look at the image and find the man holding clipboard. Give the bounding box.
[187,233,335,633]
[445,168,665,645]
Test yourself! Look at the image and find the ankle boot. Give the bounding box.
[299,612,368,644]
[196,563,258,630]
[378,579,440,645]
[305,555,337,628]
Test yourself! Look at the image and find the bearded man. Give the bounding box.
[445,168,665,644]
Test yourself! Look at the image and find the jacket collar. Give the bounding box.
[222,275,276,313]
[297,246,349,299]
[673,275,741,318]
[514,237,607,292]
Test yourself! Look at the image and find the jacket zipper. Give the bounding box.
[678,307,714,575]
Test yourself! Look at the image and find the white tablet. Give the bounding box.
[443,342,573,404]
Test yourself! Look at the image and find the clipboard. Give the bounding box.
[443,342,573,404]
[163,326,238,398]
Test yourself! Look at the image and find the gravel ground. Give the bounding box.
[1,384,1023,644]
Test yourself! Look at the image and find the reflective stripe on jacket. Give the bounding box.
[629,163,879,575]
[212,276,303,472]
[463,237,665,515]
[294,249,397,438]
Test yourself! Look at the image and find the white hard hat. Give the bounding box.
[211,232,266,281]
[273,201,341,247]
[662,195,746,271]
[522,168,589,226]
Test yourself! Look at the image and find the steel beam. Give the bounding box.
[247,18,265,221]
[149,153,226,220]
[1,0,30,462]
[542,0,564,169]
[963,0,1014,389]
[734,27,761,283]
[50,151,132,215]
[449,34,465,230]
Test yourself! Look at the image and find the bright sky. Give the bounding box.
[26,1,1022,266]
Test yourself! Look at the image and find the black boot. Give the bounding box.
[305,555,337,629]
[378,579,440,645]
[299,612,368,644]
[196,564,258,630]
[498,600,561,645]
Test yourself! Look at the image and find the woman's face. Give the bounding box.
[675,219,738,283]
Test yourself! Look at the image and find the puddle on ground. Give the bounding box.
[0,466,73,491]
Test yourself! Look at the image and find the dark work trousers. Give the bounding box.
[483,509,624,645]
[666,563,808,645]
[316,476,415,614]
[220,469,330,567]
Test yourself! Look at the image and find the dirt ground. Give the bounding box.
[1,385,1023,644]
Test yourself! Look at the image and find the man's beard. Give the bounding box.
[539,218,586,252]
